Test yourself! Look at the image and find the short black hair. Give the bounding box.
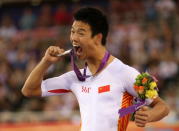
[74,7,109,46]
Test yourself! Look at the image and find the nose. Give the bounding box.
[70,33,79,44]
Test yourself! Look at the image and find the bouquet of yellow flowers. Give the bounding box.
[119,72,159,118]
[134,72,158,100]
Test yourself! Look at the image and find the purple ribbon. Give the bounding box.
[70,49,110,81]
[118,99,146,118]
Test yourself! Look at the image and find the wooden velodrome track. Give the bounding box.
[0,121,179,131]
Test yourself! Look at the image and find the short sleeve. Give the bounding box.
[41,71,76,97]
[123,65,153,105]
[123,65,140,97]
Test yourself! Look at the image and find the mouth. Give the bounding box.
[73,44,83,55]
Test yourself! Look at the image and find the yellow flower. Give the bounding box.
[149,82,157,90]
[145,90,158,99]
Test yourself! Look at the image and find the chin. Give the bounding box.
[77,55,86,60]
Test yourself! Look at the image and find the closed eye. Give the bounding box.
[71,30,75,34]
[78,32,85,36]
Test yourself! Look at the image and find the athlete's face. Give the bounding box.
[70,20,97,60]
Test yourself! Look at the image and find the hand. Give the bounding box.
[43,46,65,64]
[134,106,151,127]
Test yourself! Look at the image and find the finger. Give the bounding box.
[48,46,56,55]
[141,106,149,111]
[57,47,65,54]
[135,118,147,124]
[135,120,146,127]
[52,47,62,54]
[138,106,143,110]
[53,47,61,55]
[135,110,148,116]
[49,46,63,56]
[135,122,146,127]
[135,114,148,121]
[138,106,148,111]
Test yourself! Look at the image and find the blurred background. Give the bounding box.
[0,0,179,130]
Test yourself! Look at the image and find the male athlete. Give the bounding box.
[22,7,169,131]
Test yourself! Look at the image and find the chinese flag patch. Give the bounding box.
[98,85,110,93]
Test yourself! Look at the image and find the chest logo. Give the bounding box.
[98,85,110,93]
[82,86,91,93]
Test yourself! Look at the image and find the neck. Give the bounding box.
[86,46,108,75]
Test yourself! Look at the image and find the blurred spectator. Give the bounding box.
[6,69,24,111]
[54,4,72,26]
[143,0,158,21]
[127,23,146,67]
[19,8,36,30]
[36,4,53,28]
[106,23,125,58]
[0,82,10,111]
[0,60,10,84]
[11,47,29,70]
[144,24,163,56]
[158,53,178,82]
[155,0,176,19]
[0,14,17,40]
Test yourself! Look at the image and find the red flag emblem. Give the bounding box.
[98,85,110,93]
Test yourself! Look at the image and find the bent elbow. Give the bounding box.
[21,85,41,97]
[21,87,31,97]
[21,88,30,97]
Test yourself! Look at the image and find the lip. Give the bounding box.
[73,44,79,47]
[73,44,80,52]
[73,44,82,56]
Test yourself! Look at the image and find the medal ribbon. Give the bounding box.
[118,99,146,118]
[70,49,110,81]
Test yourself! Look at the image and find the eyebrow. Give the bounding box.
[71,27,86,32]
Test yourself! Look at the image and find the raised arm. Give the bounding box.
[21,46,64,97]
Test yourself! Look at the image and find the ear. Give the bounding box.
[94,33,103,45]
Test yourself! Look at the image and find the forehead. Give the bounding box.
[71,21,91,31]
